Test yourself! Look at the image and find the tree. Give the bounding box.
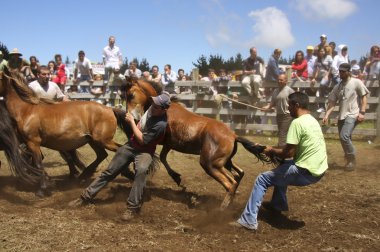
[192,54,208,76]
[0,42,9,60]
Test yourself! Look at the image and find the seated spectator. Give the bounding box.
[26,56,40,83]
[142,71,152,81]
[305,46,316,80]
[265,48,282,82]
[53,54,68,92]
[241,47,265,100]
[201,68,218,81]
[329,42,338,57]
[177,68,187,81]
[124,62,142,79]
[73,50,94,93]
[312,47,333,112]
[290,50,308,81]
[48,60,57,81]
[7,48,30,79]
[331,44,349,85]
[177,68,191,94]
[317,34,329,51]
[151,65,162,84]
[364,45,380,80]
[161,64,177,93]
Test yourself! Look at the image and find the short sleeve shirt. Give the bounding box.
[28,80,65,101]
[74,57,92,76]
[270,86,294,115]
[243,56,264,75]
[287,114,328,176]
[328,77,368,120]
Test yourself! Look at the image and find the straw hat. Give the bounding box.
[9,48,22,56]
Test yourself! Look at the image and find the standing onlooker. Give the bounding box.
[312,47,333,112]
[317,34,329,51]
[261,73,294,147]
[103,36,123,84]
[364,45,380,80]
[28,65,68,101]
[27,56,40,83]
[329,42,338,58]
[232,92,328,231]
[124,62,142,79]
[290,50,308,81]
[241,47,265,100]
[151,65,162,84]
[73,50,94,93]
[265,48,282,82]
[305,46,316,80]
[47,60,57,81]
[53,54,67,92]
[323,63,368,171]
[331,44,349,85]
[161,64,177,93]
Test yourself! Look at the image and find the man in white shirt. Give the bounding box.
[28,66,68,101]
[103,36,123,84]
[161,64,177,93]
[74,50,94,93]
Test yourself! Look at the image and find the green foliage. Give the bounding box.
[0,42,9,60]
[121,57,151,73]
[192,53,244,76]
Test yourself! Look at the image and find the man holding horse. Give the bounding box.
[70,92,171,221]
[28,66,69,101]
[232,92,328,231]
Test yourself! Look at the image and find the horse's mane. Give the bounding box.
[6,71,57,104]
[137,79,163,95]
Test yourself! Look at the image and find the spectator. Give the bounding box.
[151,65,162,84]
[201,68,217,81]
[124,62,142,79]
[142,71,152,81]
[317,34,329,51]
[350,61,363,80]
[161,64,177,93]
[177,68,191,94]
[305,46,316,80]
[177,68,187,81]
[207,69,231,121]
[290,50,308,81]
[232,92,328,231]
[312,47,333,112]
[265,48,282,82]
[28,65,68,101]
[331,44,349,85]
[0,51,8,71]
[329,42,338,58]
[27,56,39,83]
[7,48,30,78]
[261,73,294,147]
[53,54,67,92]
[364,45,380,80]
[103,36,122,84]
[241,47,265,100]
[323,63,368,171]
[73,50,94,93]
[47,60,57,82]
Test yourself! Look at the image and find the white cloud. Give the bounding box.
[248,7,295,49]
[290,0,357,20]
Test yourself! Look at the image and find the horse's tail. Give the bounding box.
[112,108,133,138]
[0,105,41,184]
[236,136,278,165]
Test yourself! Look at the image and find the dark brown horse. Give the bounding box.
[123,78,274,209]
[0,70,127,196]
[0,100,41,184]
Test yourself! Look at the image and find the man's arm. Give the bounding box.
[264,144,297,160]
[357,95,367,122]
[125,113,143,144]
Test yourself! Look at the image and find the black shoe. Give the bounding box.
[261,201,282,213]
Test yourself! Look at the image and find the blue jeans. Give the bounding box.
[237,160,323,230]
[338,117,358,161]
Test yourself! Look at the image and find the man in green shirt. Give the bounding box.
[232,92,328,231]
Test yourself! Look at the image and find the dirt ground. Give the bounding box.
[0,134,379,251]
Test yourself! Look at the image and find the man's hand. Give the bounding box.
[322,115,329,125]
[125,112,135,125]
[263,146,273,156]
[357,114,365,123]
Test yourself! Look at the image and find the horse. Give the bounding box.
[122,78,275,209]
[0,100,41,184]
[0,70,128,196]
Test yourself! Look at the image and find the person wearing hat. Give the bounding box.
[306,46,316,80]
[7,48,30,77]
[69,92,171,220]
[323,63,368,171]
[317,34,328,51]
[331,44,349,85]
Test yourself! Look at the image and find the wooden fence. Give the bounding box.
[65,79,380,139]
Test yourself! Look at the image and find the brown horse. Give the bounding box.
[123,78,274,209]
[0,70,127,196]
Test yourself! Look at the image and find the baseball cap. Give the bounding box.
[306,45,314,51]
[151,92,171,109]
[339,63,351,72]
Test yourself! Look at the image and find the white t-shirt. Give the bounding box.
[29,80,65,101]
[74,57,92,76]
[102,45,122,68]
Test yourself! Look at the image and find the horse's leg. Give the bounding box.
[77,142,108,181]
[160,146,182,186]
[70,150,87,171]
[59,151,80,178]
[225,159,245,184]
[26,142,50,197]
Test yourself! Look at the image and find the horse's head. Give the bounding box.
[124,78,161,120]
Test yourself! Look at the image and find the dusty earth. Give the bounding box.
[0,133,379,251]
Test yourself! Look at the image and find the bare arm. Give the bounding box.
[263,144,297,160]
[357,95,367,122]
[125,113,143,144]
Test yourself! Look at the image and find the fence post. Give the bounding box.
[375,84,380,143]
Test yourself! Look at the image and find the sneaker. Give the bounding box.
[68,197,91,208]
[121,208,139,221]
[229,220,257,231]
[316,108,325,113]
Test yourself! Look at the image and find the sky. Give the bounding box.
[2,0,379,74]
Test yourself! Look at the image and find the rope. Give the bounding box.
[219,94,262,110]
